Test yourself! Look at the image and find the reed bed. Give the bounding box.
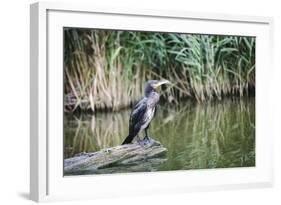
[64,28,255,112]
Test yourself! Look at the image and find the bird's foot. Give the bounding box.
[142,136,151,145]
[137,136,151,146]
[144,136,151,143]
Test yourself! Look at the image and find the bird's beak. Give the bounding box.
[153,79,170,88]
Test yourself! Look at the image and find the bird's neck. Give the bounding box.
[144,88,155,97]
[146,91,160,107]
[145,90,157,98]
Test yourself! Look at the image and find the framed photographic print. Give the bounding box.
[30,2,274,202]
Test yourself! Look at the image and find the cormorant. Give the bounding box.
[122,79,170,145]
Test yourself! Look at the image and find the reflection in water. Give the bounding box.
[64,98,255,172]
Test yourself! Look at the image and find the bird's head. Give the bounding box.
[144,79,170,97]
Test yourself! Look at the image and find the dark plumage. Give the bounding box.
[122,80,169,145]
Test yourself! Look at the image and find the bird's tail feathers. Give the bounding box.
[122,135,133,145]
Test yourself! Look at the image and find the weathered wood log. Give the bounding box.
[64,138,167,175]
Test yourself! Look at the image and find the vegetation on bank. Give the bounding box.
[64,29,255,112]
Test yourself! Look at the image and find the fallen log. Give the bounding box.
[64,138,167,175]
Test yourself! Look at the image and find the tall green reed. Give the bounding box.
[64,29,255,112]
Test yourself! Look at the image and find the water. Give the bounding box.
[64,98,255,174]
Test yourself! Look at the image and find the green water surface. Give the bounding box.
[64,98,255,174]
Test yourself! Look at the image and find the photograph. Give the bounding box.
[63,28,255,176]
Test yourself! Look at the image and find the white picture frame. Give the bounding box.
[30,1,274,202]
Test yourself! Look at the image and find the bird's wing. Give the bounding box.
[129,98,147,134]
